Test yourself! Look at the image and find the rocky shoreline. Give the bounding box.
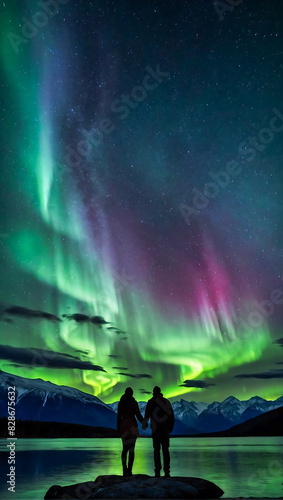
[44,474,225,499]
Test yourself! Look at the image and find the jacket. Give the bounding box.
[117,394,144,437]
[144,394,174,434]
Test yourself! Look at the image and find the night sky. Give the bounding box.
[0,0,283,403]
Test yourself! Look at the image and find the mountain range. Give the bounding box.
[1,370,282,435]
[210,405,283,437]
[110,395,283,433]
[0,369,117,429]
[170,395,283,433]
[0,370,193,435]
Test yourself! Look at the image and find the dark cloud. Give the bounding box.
[274,337,283,348]
[62,313,109,326]
[235,369,283,379]
[90,316,109,325]
[5,306,61,322]
[63,313,89,323]
[108,355,120,358]
[118,373,152,379]
[1,318,13,323]
[179,379,215,389]
[140,389,151,394]
[120,337,128,341]
[107,326,127,335]
[0,345,106,372]
[75,349,90,355]
[4,363,32,369]
[112,366,128,370]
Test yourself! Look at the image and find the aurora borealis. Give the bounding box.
[0,0,283,403]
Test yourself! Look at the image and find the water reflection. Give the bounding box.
[0,437,282,499]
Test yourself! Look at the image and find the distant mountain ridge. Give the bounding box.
[0,370,117,429]
[170,395,283,432]
[208,406,283,437]
[1,370,282,435]
[0,370,109,407]
[0,371,196,436]
[110,395,283,433]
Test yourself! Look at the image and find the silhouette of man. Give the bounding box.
[142,386,174,477]
[117,387,144,476]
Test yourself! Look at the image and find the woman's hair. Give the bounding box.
[125,387,133,397]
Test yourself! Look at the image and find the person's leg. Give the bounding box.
[152,433,161,477]
[121,439,128,476]
[161,434,170,477]
[127,437,136,476]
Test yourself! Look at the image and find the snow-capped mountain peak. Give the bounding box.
[0,369,109,407]
[1,370,282,435]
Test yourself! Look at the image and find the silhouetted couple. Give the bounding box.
[117,386,174,477]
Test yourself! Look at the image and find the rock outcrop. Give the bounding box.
[44,474,224,499]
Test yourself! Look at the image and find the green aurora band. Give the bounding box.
[0,1,282,403]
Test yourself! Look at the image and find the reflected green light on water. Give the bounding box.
[0,437,282,499]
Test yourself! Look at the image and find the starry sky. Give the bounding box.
[0,0,283,403]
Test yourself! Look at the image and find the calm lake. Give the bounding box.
[0,436,282,499]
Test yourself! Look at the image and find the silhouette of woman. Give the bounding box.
[117,387,144,476]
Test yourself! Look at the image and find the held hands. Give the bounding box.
[141,420,148,430]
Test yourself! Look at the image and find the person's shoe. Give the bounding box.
[127,468,133,477]
[164,472,170,478]
[155,471,161,478]
[123,467,128,477]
